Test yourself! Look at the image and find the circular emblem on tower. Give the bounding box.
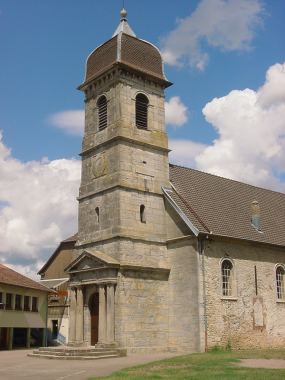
[91,153,107,178]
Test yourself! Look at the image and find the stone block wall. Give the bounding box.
[79,142,169,197]
[167,239,201,352]
[203,239,285,349]
[115,269,169,352]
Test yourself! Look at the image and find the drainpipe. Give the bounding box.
[198,237,208,352]
[45,292,48,347]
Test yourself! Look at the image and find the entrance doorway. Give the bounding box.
[89,293,99,345]
[52,320,58,339]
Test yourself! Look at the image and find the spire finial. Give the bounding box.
[113,6,136,38]
[120,7,127,21]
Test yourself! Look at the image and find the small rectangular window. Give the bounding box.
[24,296,30,311]
[6,293,12,310]
[15,294,22,310]
[32,297,38,312]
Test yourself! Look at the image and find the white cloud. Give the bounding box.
[161,0,264,70]
[0,132,80,277]
[195,62,285,190]
[165,96,189,127]
[49,110,84,136]
[169,139,206,168]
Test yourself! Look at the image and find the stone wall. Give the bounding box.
[167,239,201,352]
[115,269,169,352]
[165,203,201,352]
[43,245,76,280]
[203,238,285,349]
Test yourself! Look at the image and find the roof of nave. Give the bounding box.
[0,263,51,292]
[166,164,285,247]
[39,165,285,279]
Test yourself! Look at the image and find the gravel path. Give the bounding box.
[239,359,285,369]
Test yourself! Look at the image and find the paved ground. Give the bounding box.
[0,349,179,380]
[239,358,285,369]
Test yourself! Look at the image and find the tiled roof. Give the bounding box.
[0,264,50,292]
[82,33,170,87]
[168,164,285,247]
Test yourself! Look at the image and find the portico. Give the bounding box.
[65,250,119,347]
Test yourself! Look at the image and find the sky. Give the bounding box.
[0,0,284,278]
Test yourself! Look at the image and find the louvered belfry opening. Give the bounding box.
[97,95,107,130]
[136,94,149,129]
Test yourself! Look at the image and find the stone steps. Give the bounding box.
[31,350,118,357]
[28,345,126,360]
[28,353,119,360]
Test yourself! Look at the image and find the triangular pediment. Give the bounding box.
[65,249,120,273]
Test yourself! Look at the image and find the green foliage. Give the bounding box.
[225,340,232,352]
[208,341,232,353]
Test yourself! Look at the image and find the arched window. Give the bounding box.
[140,205,146,223]
[221,259,233,296]
[276,265,285,299]
[136,94,149,129]
[97,95,107,130]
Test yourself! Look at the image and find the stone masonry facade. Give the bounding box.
[203,239,285,349]
[39,14,285,353]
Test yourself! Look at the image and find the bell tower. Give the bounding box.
[76,9,172,266]
[71,9,172,350]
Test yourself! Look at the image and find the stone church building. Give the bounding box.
[39,10,285,353]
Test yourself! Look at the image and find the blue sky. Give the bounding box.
[0,0,284,276]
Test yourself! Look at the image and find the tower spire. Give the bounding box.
[112,7,136,37]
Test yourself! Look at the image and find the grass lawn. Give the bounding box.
[90,349,285,380]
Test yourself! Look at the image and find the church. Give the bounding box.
[39,9,285,353]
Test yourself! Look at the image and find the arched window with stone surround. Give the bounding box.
[276,265,285,299]
[97,95,107,130]
[136,94,149,129]
[221,259,234,297]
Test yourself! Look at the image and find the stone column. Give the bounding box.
[98,285,106,344]
[42,328,47,347]
[75,287,84,345]
[106,284,115,343]
[26,328,31,348]
[8,328,13,350]
[68,287,77,345]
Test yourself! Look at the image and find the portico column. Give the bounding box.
[106,284,115,343]
[75,287,84,345]
[98,285,106,344]
[68,287,77,344]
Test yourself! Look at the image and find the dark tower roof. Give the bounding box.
[79,9,171,89]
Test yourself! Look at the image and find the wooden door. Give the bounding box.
[89,293,99,345]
